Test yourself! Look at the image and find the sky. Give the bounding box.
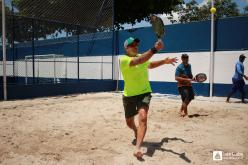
[185,0,248,12]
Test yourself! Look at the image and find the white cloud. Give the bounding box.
[199,0,210,7]
[159,13,179,25]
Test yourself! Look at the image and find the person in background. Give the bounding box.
[175,54,194,117]
[226,54,248,103]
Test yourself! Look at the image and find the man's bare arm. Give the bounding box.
[129,41,163,66]
[130,49,155,66]
[148,57,178,69]
[175,76,192,82]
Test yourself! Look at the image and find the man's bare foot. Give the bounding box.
[131,129,137,145]
[179,109,185,117]
[178,110,183,115]
[180,110,188,117]
[226,99,230,103]
[133,150,143,160]
[180,113,187,117]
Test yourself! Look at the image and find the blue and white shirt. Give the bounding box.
[233,61,244,80]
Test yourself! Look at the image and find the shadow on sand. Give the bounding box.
[188,113,209,118]
[141,137,193,163]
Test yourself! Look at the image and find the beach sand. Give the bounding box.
[0,92,247,165]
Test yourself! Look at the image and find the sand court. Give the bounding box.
[0,92,247,165]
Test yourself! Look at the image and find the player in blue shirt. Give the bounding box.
[226,54,248,103]
[175,54,194,117]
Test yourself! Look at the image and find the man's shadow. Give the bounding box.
[233,100,247,104]
[188,113,209,118]
[142,137,193,163]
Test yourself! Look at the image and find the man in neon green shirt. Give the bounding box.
[120,37,177,159]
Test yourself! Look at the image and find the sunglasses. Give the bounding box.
[127,42,139,48]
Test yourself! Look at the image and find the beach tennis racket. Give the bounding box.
[150,15,165,41]
[193,73,207,83]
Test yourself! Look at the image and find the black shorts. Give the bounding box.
[122,92,152,118]
[178,86,194,103]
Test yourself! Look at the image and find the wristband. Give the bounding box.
[150,47,158,54]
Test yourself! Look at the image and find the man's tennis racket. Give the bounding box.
[193,73,207,83]
[150,15,165,42]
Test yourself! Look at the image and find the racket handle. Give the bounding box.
[155,39,164,51]
[157,38,162,42]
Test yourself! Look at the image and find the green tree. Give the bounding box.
[115,0,182,27]
[243,5,248,16]
[169,0,240,23]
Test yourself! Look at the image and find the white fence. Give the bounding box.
[0,54,114,84]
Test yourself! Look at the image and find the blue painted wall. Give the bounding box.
[215,17,248,51]
[118,20,211,54]
[1,16,248,60]
[118,80,248,99]
[118,16,248,54]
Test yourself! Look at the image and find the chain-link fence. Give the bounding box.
[0,0,115,85]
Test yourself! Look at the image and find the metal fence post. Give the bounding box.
[65,57,67,82]
[25,57,27,85]
[101,56,103,80]
[37,58,39,83]
[11,2,15,79]
[32,18,35,84]
[77,26,80,81]
[2,0,7,100]
[54,54,56,83]
[111,0,115,81]
[209,0,215,97]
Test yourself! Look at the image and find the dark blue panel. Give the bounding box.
[34,43,64,55]
[118,16,248,54]
[118,20,211,54]
[119,80,248,98]
[118,80,209,97]
[63,42,78,56]
[213,83,248,99]
[215,16,248,51]
[0,80,116,100]
[14,46,33,60]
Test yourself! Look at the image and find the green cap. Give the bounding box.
[124,37,140,48]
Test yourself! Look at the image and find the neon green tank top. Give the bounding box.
[120,55,152,97]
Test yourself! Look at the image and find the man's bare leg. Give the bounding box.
[181,102,189,117]
[134,107,148,159]
[179,104,183,116]
[126,117,137,139]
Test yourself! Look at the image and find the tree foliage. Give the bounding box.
[115,0,182,27]
[169,0,241,23]
[243,5,248,16]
